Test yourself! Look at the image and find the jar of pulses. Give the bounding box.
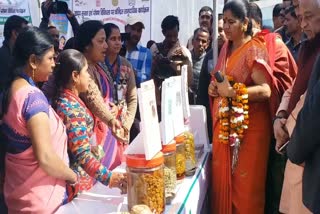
[126,152,165,214]
[161,142,177,204]
[183,131,196,176]
[174,135,186,180]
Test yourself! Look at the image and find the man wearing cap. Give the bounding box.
[125,15,152,87]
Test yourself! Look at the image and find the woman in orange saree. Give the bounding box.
[209,0,276,213]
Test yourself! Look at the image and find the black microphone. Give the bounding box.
[214,71,224,83]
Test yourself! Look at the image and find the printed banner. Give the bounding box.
[50,14,69,49]
[73,0,151,46]
[48,0,72,49]
[0,0,31,44]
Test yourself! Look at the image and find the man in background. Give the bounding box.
[124,16,152,142]
[190,27,210,103]
[125,15,152,87]
[284,6,305,61]
[0,15,28,90]
[187,6,213,51]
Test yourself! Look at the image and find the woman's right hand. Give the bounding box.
[274,118,289,154]
[108,118,129,143]
[109,172,127,194]
[208,81,219,97]
[66,172,80,203]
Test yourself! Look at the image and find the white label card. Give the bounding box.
[170,76,185,136]
[137,80,162,160]
[181,65,191,121]
[161,78,175,144]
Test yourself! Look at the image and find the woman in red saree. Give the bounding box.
[209,0,275,213]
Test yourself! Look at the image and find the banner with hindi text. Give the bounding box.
[0,0,31,44]
[73,0,151,46]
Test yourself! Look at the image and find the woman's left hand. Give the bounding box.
[216,77,235,98]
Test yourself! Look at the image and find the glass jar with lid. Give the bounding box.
[174,135,186,180]
[126,152,165,214]
[161,142,177,204]
[183,131,196,176]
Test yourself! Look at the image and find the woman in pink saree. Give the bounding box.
[0,27,78,213]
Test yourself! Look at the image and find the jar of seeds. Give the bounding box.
[161,142,177,204]
[126,152,165,214]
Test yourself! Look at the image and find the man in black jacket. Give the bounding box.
[0,15,28,91]
[287,54,320,214]
[287,0,320,212]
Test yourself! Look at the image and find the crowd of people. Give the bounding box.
[0,0,320,213]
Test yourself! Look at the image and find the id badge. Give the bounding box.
[117,86,124,101]
[117,82,127,102]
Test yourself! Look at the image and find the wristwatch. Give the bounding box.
[272,116,285,125]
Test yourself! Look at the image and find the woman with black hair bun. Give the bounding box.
[42,21,131,172]
[102,23,137,170]
[208,0,276,212]
[0,27,78,213]
[52,49,127,194]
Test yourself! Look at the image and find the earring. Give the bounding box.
[32,69,35,81]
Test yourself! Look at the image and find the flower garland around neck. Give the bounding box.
[218,76,249,147]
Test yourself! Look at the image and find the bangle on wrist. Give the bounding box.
[273,116,284,125]
[106,172,113,186]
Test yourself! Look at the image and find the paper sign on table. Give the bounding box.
[124,133,144,155]
[181,65,191,122]
[170,76,185,136]
[160,78,175,145]
[136,80,162,160]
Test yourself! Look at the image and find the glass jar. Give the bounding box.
[174,135,186,180]
[161,142,177,204]
[126,152,165,214]
[183,131,196,176]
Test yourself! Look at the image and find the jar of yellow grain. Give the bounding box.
[126,152,165,214]
[174,135,186,180]
[183,131,196,176]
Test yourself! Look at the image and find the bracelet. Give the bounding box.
[106,172,113,186]
[272,116,285,125]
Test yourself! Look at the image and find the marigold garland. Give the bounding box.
[218,78,249,146]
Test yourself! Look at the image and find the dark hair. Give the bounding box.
[1,27,53,117]
[12,27,53,76]
[103,23,120,39]
[52,49,87,109]
[193,27,210,38]
[3,15,28,41]
[223,0,252,36]
[47,25,57,30]
[63,37,75,50]
[161,15,179,33]
[248,2,263,27]
[199,6,213,16]
[75,20,104,53]
[273,3,283,17]
[284,6,297,18]
[223,0,253,36]
[147,40,155,49]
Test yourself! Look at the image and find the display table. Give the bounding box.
[56,150,210,214]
